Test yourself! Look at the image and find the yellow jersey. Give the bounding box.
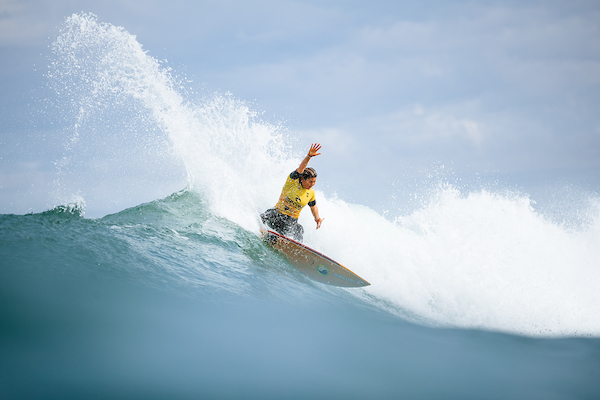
[275,171,316,219]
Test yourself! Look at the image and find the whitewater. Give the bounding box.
[2,13,599,399]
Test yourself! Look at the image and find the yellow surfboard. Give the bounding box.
[261,228,370,288]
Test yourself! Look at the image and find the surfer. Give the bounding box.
[261,143,324,242]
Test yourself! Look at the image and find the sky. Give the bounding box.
[1,0,599,216]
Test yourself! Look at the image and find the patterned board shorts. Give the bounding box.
[260,208,304,242]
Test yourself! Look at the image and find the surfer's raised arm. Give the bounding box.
[296,143,321,174]
[299,143,324,229]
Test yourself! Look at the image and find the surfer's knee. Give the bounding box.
[292,223,304,242]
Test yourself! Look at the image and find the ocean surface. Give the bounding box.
[2,13,600,399]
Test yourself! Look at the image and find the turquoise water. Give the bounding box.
[1,192,599,399]
[1,12,600,398]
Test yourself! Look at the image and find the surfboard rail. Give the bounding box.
[261,228,370,288]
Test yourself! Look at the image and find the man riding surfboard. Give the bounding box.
[260,143,324,242]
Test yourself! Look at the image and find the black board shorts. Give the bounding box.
[260,208,304,242]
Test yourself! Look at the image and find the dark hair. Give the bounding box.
[301,167,317,180]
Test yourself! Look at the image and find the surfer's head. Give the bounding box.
[300,168,317,189]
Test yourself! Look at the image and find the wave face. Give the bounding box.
[0,191,333,301]
[2,12,600,398]
[2,187,600,398]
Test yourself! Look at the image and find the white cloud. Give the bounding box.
[374,103,486,149]
[0,0,48,46]
[298,127,359,159]
[357,20,437,50]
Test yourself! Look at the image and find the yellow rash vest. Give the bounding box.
[275,171,316,219]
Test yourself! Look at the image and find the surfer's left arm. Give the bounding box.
[310,205,324,229]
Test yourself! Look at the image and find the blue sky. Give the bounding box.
[1,0,599,216]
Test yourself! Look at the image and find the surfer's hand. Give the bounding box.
[315,218,324,229]
[308,143,321,158]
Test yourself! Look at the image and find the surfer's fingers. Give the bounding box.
[315,218,324,229]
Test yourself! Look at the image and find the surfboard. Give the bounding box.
[261,228,370,288]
